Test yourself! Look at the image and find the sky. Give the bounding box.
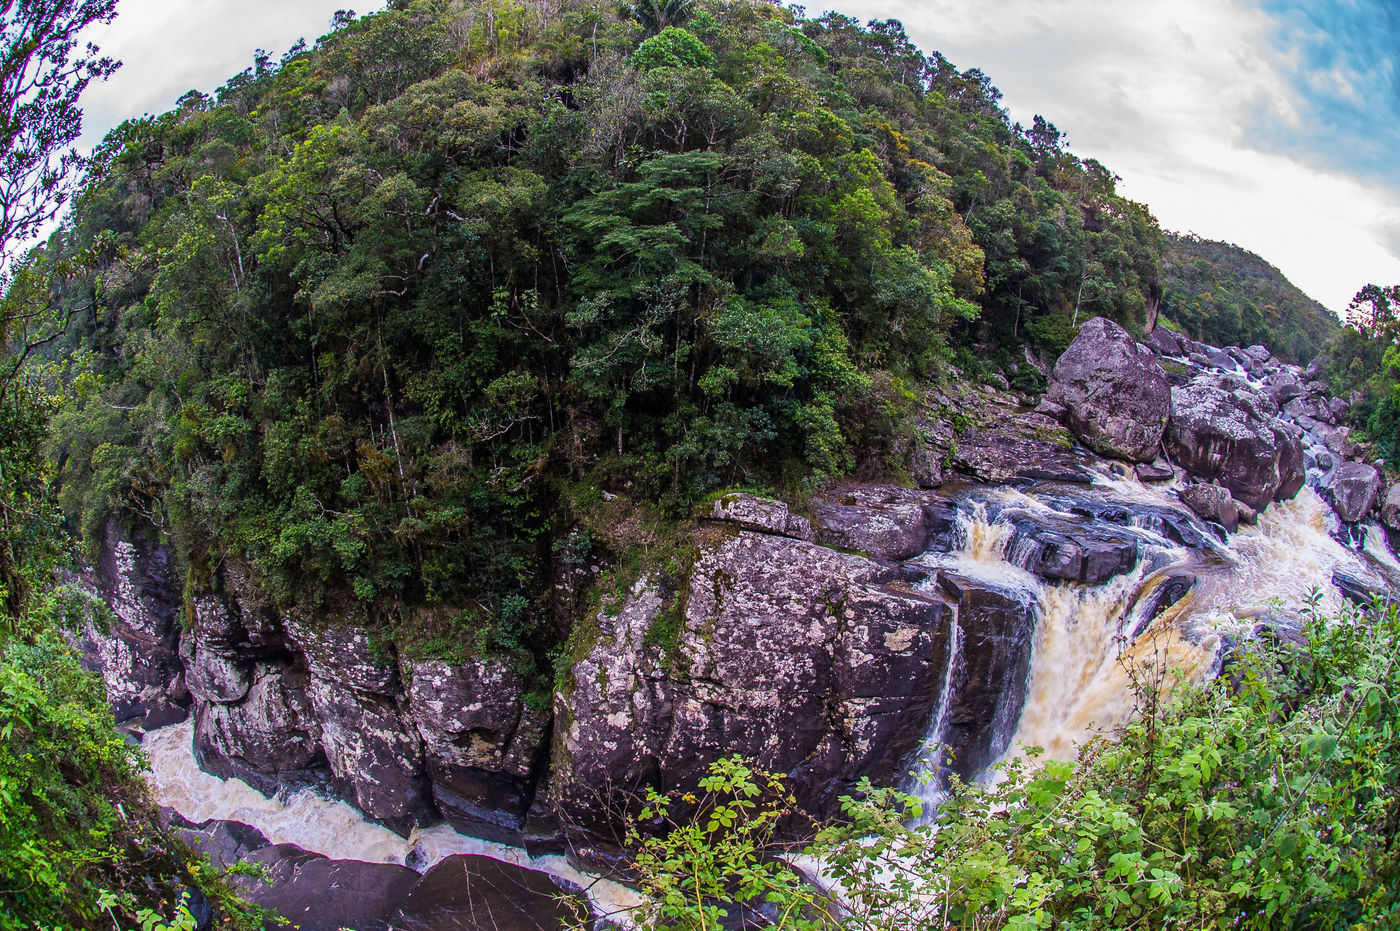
[76,0,1400,316]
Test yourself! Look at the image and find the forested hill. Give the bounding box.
[1159,232,1339,362]
[35,0,1162,675]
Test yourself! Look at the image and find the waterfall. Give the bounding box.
[140,721,645,922]
[912,479,1396,788]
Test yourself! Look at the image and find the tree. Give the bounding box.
[0,0,119,283]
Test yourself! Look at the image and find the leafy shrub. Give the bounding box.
[619,599,1400,929]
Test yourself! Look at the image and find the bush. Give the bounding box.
[619,599,1400,929]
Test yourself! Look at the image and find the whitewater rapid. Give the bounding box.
[140,721,645,924]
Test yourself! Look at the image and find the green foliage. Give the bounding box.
[1159,232,1340,362]
[35,0,1174,683]
[623,600,1400,930]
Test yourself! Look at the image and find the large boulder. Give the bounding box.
[231,844,420,931]
[1178,483,1239,533]
[388,855,588,931]
[1166,373,1306,510]
[1321,461,1382,524]
[549,529,958,843]
[1045,317,1171,462]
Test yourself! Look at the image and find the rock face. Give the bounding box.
[405,658,549,842]
[550,529,957,841]
[1045,317,1171,462]
[76,520,188,727]
[1166,373,1305,510]
[932,574,1036,775]
[180,567,546,838]
[1322,461,1382,524]
[707,493,813,540]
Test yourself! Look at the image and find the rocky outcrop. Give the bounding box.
[1166,372,1305,510]
[813,485,957,561]
[550,530,957,842]
[404,658,549,843]
[1045,317,1171,462]
[1178,483,1239,533]
[1383,484,1400,530]
[706,493,813,540]
[1321,461,1382,524]
[388,855,589,931]
[76,520,188,727]
[193,664,324,793]
[932,574,1036,775]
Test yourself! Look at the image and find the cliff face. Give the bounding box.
[80,319,1400,856]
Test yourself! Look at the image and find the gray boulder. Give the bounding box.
[1383,484,1400,530]
[1045,316,1171,462]
[1145,327,1185,356]
[1166,373,1306,510]
[707,492,814,541]
[1178,484,1239,533]
[1321,461,1382,523]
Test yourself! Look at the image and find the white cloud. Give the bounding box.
[77,0,384,148]
[833,0,1400,312]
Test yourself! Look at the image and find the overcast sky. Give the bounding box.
[78,0,1400,316]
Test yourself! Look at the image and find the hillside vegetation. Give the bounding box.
[33,0,1170,681]
[1159,232,1339,362]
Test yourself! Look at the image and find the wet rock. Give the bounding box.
[997,506,1139,585]
[933,574,1036,776]
[1383,484,1400,530]
[813,486,957,561]
[193,664,324,793]
[1205,348,1238,372]
[1234,499,1258,526]
[1332,569,1379,607]
[1166,372,1304,510]
[1145,326,1185,356]
[1274,422,1307,501]
[1262,371,1305,406]
[1178,484,1239,533]
[1134,461,1176,483]
[550,533,957,841]
[388,855,588,931]
[1321,461,1382,523]
[1134,573,1196,638]
[307,679,434,834]
[707,493,814,541]
[1283,395,1335,426]
[232,844,419,931]
[1045,316,1171,462]
[404,657,549,843]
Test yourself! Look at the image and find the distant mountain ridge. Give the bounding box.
[1158,232,1339,363]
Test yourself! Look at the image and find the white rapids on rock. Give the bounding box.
[140,721,645,924]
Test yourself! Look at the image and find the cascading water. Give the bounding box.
[909,474,1397,800]
[140,721,645,922]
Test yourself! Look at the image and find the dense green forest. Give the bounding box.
[1159,232,1339,362]
[28,0,1171,682]
[4,0,1400,927]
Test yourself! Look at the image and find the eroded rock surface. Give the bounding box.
[1045,316,1171,462]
